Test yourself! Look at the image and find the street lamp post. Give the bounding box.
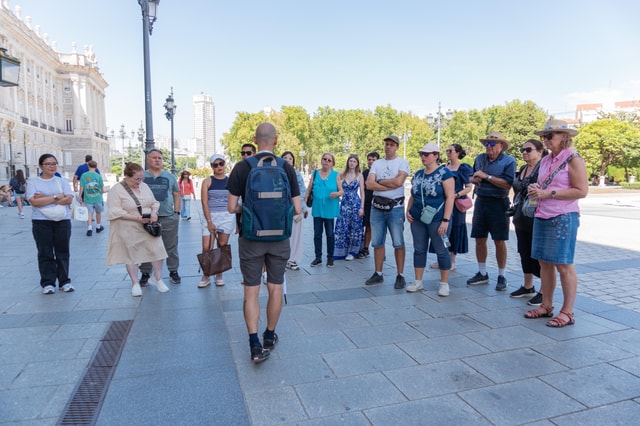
[119,124,126,177]
[164,87,177,174]
[138,0,160,167]
[401,126,412,159]
[299,150,306,174]
[427,102,454,146]
[137,122,144,163]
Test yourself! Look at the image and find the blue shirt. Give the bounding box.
[473,152,516,198]
[409,166,454,222]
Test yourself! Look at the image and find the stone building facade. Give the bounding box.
[0,2,109,182]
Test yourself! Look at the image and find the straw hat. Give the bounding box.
[534,119,578,137]
[479,131,510,151]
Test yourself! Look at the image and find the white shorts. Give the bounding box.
[201,211,235,236]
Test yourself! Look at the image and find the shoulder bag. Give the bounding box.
[306,170,317,208]
[121,182,162,237]
[197,233,233,276]
[522,153,577,218]
[454,196,473,213]
[419,182,444,225]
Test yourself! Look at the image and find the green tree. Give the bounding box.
[575,118,640,180]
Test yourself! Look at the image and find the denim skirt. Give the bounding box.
[531,212,579,264]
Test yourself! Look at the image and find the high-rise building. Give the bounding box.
[0,5,109,181]
[192,93,216,156]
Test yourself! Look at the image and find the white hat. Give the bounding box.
[209,154,225,164]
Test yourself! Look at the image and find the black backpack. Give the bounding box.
[242,155,293,241]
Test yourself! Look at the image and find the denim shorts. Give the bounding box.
[531,212,579,264]
[370,206,405,248]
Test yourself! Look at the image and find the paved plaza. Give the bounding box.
[1,191,639,425]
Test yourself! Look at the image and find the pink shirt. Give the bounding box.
[535,149,580,219]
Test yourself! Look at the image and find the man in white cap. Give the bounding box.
[468,131,516,291]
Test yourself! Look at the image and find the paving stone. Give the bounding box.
[398,334,491,364]
[552,400,640,425]
[343,323,426,347]
[323,345,417,377]
[409,315,489,338]
[463,348,567,383]
[532,336,635,368]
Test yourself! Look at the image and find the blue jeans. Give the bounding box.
[410,219,451,270]
[180,197,191,218]
[32,219,72,287]
[370,207,405,248]
[313,217,335,260]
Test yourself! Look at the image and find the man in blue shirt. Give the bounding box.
[73,155,100,193]
[468,132,516,291]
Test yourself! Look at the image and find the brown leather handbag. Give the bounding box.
[197,233,232,276]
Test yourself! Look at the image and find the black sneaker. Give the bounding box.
[510,286,536,298]
[139,272,150,287]
[467,272,489,285]
[356,249,370,259]
[95,225,104,233]
[250,346,270,363]
[169,271,181,284]
[365,272,384,285]
[527,292,543,306]
[495,275,508,291]
[394,274,406,289]
[310,258,322,267]
[327,258,334,268]
[263,333,278,350]
[86,229,92,236]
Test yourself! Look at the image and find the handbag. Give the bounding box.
[121,182,163,238]
[306,170,316,208]
[418,180,443,225]
[454,196,473,213]
[523,153,577,218]
[40,178,68,221]
[197,233,233,276]
[74,205,89,221]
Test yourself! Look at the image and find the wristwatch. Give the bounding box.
[487,175,493,181]
[551,190,557,199]
[174,211,180,215]
[53,195,59,200]
[442,218,450,222]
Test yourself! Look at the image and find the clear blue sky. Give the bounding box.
[9,0,640,146]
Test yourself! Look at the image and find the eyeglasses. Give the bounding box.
[42,162,58,166]
[446,149,455,154]
[212,161,225,168]
[241,151,253,156]
[483,141,497,147]
[322,158,333,163]
[520,147,534,153]
[542,133,558,140]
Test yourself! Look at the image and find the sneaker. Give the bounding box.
[139,273,150,287]
[467,272,489,285]
[495,275,508,291]
[365,272,384,285]
[131,283,142,297]
[510,286,536,298]
[250,346,270,363]
[310,258,322,267]
[356,249,369,259]
[198,277,211,288]
[394,274,406,289]
[19,212,25,219]
[327,258,334,268]
[42,285,55,294]
[263,332,279,350]
[149,277,170,293]
[345,254,354,261]
[61,283,75,292]
[527,292,543,306]
[95,225,104,233]
[438,282,450,297]
[406,280,423,293]
[429,262,440,269]
[169,271,181,284]
[287,261,300,270]
[86,229,93,236]
[186,217,191,221]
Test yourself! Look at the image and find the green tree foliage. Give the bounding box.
[575,118,640,180]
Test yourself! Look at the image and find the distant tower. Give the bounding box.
[193,93,216,156]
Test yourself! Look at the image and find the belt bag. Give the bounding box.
[372,195,404,211]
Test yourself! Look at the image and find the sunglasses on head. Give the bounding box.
[241,150,253,156]
[483,141,497,147]
[520,147,534,153]
[212,161,225,168]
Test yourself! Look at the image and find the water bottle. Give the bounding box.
[441,234,451,248]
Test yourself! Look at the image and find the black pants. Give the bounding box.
[32,219,72,287]
[515,224,540,278]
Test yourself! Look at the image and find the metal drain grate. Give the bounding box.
[58,320,133,425]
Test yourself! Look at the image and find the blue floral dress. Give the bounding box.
[333,178,363,259]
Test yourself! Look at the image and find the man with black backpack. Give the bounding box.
[227,122,302,363]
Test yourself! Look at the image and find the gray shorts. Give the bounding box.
[85,203,104,213]
[239,237,290,286]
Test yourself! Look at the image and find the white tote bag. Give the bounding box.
[74,205,89,221]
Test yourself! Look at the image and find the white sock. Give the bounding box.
[498,268,506,277]
[88,226,92,230]
[478,263,487,274]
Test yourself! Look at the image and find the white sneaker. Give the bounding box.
[406,280,424,293]
[438,282,450,297]
[198,276,211,288]
[149,277,169,293]
[61,283,75,292]
[42,285,55,294]
[18,212,25,218]
[345,254,354,261]
[131,283,142,297]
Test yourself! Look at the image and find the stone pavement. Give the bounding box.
[1,191,640,425]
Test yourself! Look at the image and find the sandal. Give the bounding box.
[524,304,553,319]
[546,311,575,328]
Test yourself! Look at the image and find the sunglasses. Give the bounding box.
[520,147,534,153]
[212,161,225,168]
[241,151,253,156]
[483,141,497,147]
[542,133,559,140]
[420,152,438,157]
[322,158,333,162]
